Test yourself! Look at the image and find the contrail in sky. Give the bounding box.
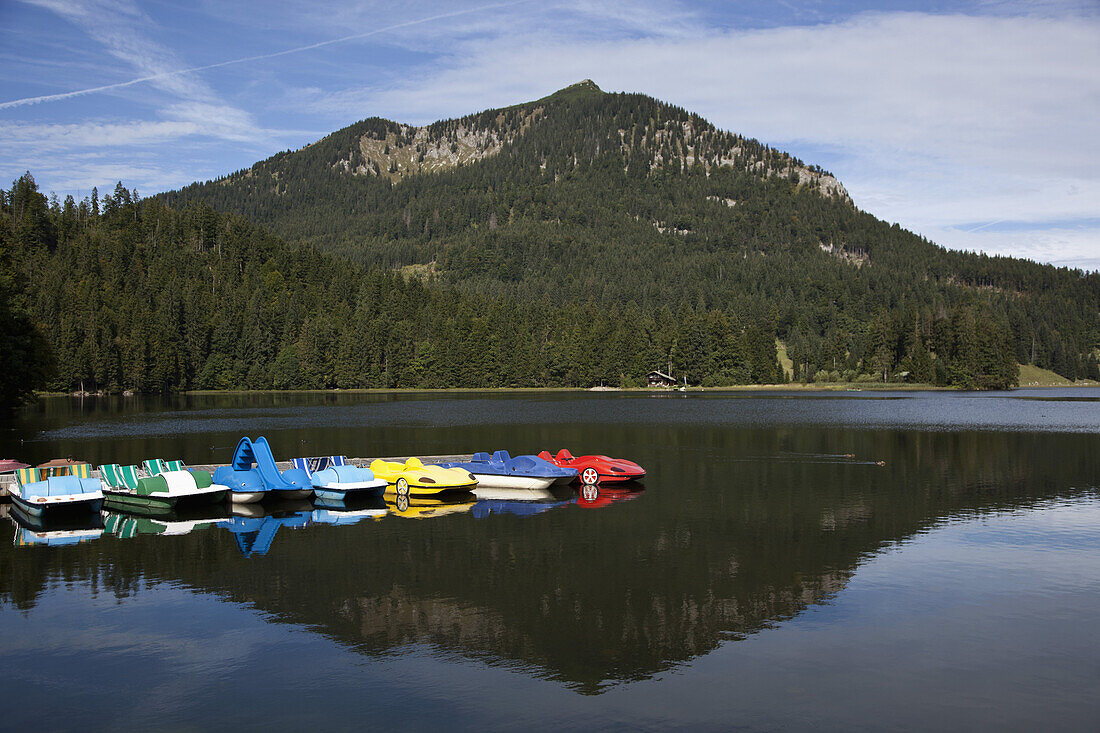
[0,0,533,110]
[962,219,1007,233]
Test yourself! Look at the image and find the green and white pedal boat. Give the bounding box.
[98,461,228,515]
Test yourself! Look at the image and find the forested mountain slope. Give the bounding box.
[160,81,1100,385]
[3,175,789,393]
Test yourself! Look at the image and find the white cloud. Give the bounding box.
[924,225,1100,272]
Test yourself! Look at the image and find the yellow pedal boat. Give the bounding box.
[369,457,477,496]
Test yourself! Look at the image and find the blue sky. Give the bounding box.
[2,0,1098,269]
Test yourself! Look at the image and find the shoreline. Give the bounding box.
[31,381,1098,399]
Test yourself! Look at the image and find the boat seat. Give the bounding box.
[556,449,576,462]
[118,465,142,491]
[290,457,313,477]
[492,450,512,462]
[98,464,124,488]
[26,475,94,498]
[472,452,492,462]
[311,465,373,487]
[136,475,170,496]
[15,467,41,488]
[293,456,350,477]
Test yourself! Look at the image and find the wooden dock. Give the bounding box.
[185,455,474,472]
[0,455,476,493]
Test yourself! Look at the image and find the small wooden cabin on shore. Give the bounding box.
[646,370,676,387]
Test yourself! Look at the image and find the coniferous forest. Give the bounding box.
[3,82,1098,404]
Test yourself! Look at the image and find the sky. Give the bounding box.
[1,0,1098,270]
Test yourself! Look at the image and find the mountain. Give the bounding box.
[159,81,1099,387]
[4,83,1097,396]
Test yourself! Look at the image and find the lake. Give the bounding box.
[1,389,1098,731]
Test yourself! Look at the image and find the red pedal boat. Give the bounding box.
[536,449,645,485]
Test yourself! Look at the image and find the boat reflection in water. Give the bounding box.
[385,490,476,519]
[575,483,645,509]
[102,509,227,539]
[470,486,575,518]
[311,494,388,526]
[221,500,313,557]
[9,503,104,547]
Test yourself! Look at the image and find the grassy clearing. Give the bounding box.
[1016,364,1097,387]
[775,339,794,381]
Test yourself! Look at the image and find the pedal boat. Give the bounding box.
[536,449,646,485]
[212,437,311,503]
[436,450,576,490]
[290,456,387,501]
[98,462,228,515]
[369,457,478,496]
[0,459,30,499]
[9,464,103,518]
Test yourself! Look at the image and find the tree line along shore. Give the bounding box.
[2,171,1096,409]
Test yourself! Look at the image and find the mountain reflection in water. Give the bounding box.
[3,395,1096,700]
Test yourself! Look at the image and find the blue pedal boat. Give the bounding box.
[213,437,313,503]
[437,450,578,490]
[290,456,387,501]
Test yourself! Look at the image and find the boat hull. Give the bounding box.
[313,479,387,501]
[103,489,228,515]
[230,490,266,504]
[586,471,646,484]
[267,488,313,501]
[10,491,103,518]
[468,473,556,490]
[384,482,477,497]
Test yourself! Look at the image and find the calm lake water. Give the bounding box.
[1,389,1098,731]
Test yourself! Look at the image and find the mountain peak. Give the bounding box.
[538,79,604,104]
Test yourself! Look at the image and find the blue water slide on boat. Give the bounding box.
[212,437,313,504]
[437,450,578,490]
[290,456,388,502]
